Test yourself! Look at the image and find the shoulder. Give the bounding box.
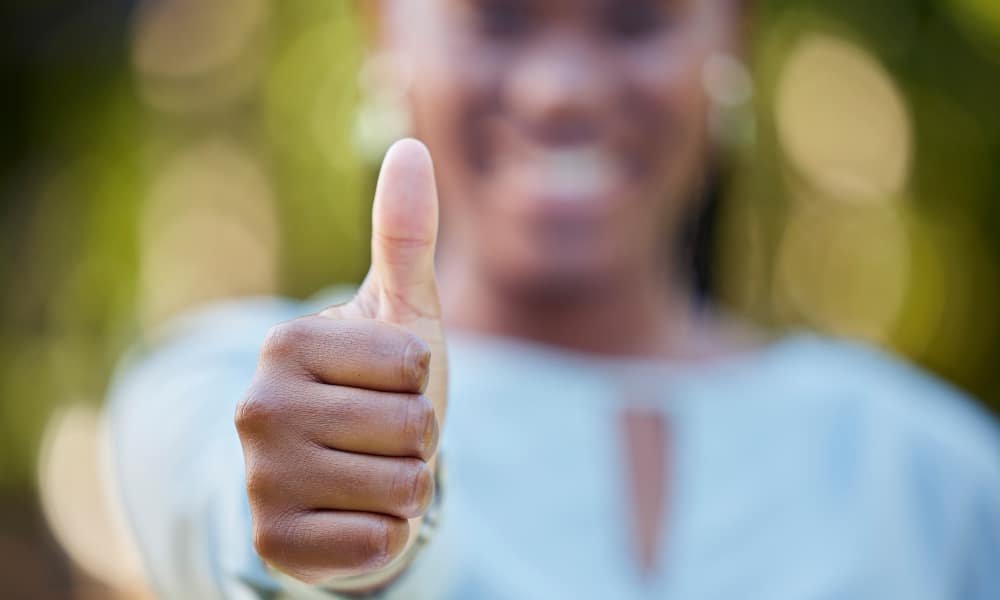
[770,336,1000,587]
[113,286,354,379]
[150,285,356,350]
[767,333,1000,483]
[106,289,359,456]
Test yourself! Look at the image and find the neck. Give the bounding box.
[438,253,697,358]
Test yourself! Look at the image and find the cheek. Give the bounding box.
[404,25,718,272]
[626,43,714,221]
[632,41,710,164]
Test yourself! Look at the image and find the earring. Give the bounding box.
[702,53,755,150]
[353,52,414,161]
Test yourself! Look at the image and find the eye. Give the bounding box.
[604,1,670,39]
[474,0,533,39]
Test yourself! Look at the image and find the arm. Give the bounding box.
[106,298,453,599]
[108,139,452,599]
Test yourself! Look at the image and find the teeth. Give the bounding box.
[536,147,616,199]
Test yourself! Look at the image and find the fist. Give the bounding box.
[235,139,448,585]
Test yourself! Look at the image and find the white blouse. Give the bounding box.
[106,295,1000,599]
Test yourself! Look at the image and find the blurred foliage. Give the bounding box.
[1,0,999,506]
[723,0,1000,407]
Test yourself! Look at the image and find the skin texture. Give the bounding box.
[390,0,736,354]
[237,140,446,584]
[237,0,743,587]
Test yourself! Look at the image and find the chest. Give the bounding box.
[442,393,936,599]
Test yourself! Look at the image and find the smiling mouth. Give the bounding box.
[497,143,635,216]
[540,146,620,199]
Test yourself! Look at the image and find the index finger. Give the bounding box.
[259,316,430,393]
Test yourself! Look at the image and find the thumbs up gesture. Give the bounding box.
[236,139,448,585]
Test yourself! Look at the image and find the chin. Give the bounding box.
[488,242,626,306]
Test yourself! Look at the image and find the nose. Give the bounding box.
[506,35,615,144]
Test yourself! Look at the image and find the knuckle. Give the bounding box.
[261,320,310,363]
[253,515,296,566]
[235,379,281,435]
[244,460,280,500]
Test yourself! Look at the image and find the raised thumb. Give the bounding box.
[369,138,441,322]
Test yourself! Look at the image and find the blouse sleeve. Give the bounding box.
[959,440,1000,599]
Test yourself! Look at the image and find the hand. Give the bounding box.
[235,139,448,585]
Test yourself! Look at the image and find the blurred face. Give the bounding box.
[381,0,737,299]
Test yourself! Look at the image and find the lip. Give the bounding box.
[492,142,639,220]
[534,146,620,199]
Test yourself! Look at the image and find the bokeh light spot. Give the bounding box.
[776,33,913,204]
[775,203,911,343]
[131,0,270,113]
[37,404,149,596]
[140,138,279,327]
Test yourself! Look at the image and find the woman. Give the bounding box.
[108,1,1000,598]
